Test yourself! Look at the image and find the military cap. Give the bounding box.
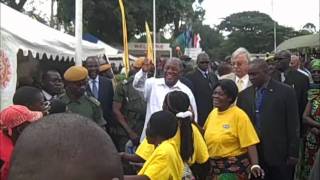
[99,64,112,72]
[133,57,145,68]
[265,55,277,64]
[64,66,88,82]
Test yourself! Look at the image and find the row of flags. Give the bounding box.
[119,0,153,77]
[175,30,201,50]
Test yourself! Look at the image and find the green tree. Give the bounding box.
[57,0,205,45]
[217,11,311,54]
[303,22,317,33]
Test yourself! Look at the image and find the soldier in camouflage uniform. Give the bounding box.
[60,66,106,128]
[112,58,146,152]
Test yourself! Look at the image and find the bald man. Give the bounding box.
[8,113,123,180]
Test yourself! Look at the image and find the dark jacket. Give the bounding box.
[237,79,300,166]
[186,69,218,126]
[87,76,114,125]
[284,69,309,136]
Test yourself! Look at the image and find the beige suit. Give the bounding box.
[219,73,252,91]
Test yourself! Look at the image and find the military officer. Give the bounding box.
[112,58,146,151]
[60,66,106,128]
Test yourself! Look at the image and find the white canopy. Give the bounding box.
[0,2,108,60]
[0,3,114,109]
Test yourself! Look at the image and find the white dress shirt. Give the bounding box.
[89,76,100,93]
[42,90,52,101]
[133,69,198,142]
[235,74,249,92]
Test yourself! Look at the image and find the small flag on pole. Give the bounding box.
[118,0,129,77]
[145,22,154,64]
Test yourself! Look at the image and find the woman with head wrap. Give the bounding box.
[295,59,320,180]
[0,105,42,180]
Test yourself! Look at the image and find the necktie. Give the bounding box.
[92,80,98,99]
[255,88,265,131]
[237,79,244,92]
[204,72,208,79]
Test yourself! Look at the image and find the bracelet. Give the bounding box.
[250,164,261,171]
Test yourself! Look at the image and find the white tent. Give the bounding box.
[0,3,110,109]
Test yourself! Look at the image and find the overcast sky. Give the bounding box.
[202,0,319,31]
[25,0,319,31]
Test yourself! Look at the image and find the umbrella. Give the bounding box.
[277,33,320,51]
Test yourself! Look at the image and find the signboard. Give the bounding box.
[129,43,171,51]
[184,48,202,60]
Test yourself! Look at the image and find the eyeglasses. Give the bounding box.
[199,61,210,64]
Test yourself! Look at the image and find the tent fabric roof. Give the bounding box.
[0,3,106,61]
[277,33,320,51]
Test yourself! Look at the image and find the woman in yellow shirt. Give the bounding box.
[124,110,184,180]
[204,79,264,180]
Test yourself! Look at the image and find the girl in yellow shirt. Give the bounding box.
[124,110,184,180]
[121,91,209,179]
[204,79,264,180]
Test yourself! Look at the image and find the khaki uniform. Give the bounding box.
[112,76,146,151]
[60,94,106,126]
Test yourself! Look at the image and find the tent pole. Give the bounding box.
[75,0,83,66]
[153,0,157,76]
[272,0,277,52]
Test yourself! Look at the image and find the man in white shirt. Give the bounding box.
[133,58,197,142]
[220,47,251,92]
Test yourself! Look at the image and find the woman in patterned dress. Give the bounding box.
[296,59,320,180]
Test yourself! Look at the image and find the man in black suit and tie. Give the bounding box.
[186,53,218,127]
[237,59,300,180]
[85,56,114,129]
[275,51,309,136]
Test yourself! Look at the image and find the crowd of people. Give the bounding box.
[0,47,320,180]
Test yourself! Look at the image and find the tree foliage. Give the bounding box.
[303,23,317,33]
[57,0,204,45]
[217,11,311,54]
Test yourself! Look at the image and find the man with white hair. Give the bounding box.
[220,47,252,92]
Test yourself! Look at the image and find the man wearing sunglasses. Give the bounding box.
[186,52,218,127]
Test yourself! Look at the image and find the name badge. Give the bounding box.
[223,124,230,129]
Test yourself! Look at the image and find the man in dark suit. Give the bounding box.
[85,56,114,128]
[237,59,300,180]
[275,51,309,136]
[186,53,218,127]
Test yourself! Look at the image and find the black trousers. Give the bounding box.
[256,145,295,180]
[261,163,295,180]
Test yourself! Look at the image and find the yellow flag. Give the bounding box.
[145,22,154,64]
[119,0,129,77]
